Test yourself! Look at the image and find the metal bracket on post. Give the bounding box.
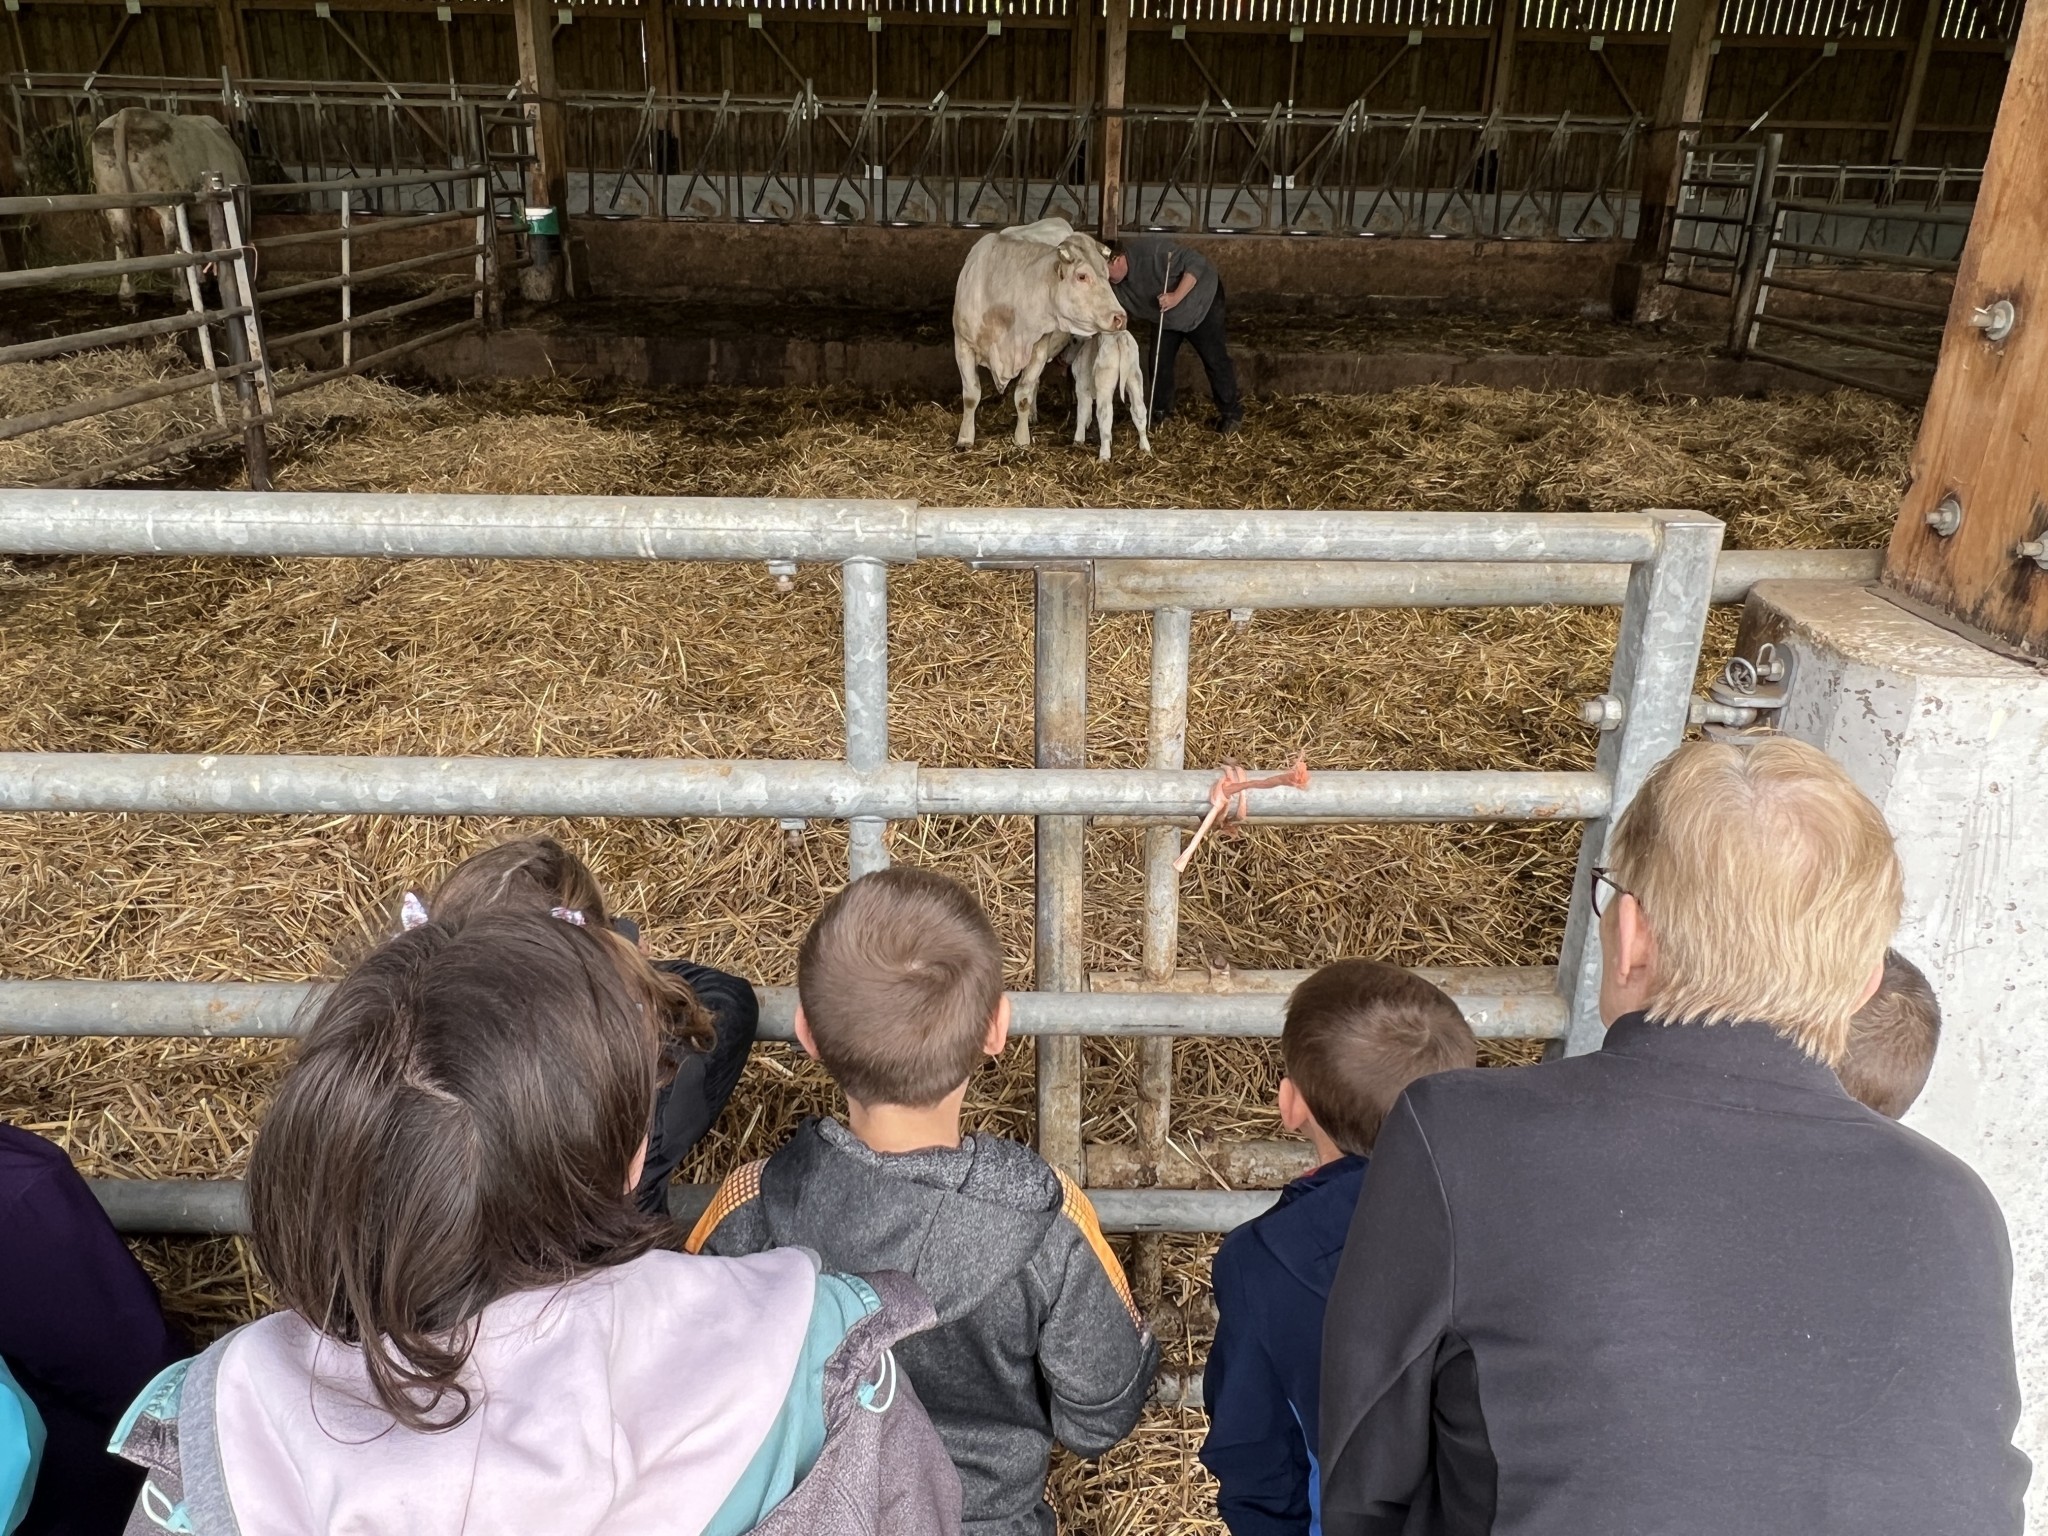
[842,556,890,880]
[1034,564,1090,1180]
[1556,508,1724,1056]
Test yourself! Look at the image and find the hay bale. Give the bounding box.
[0,373,1913,1532]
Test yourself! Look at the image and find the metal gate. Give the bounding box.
[0,492,1731,1238]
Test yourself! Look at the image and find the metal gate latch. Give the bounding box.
[1691,642,1792,733]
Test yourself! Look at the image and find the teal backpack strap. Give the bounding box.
[109,1339,241,1536]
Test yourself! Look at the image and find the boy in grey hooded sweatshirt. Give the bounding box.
[690,869,1159,1536]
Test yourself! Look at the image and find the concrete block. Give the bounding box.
[1739,580,2048,1519]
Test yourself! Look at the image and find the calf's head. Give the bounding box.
[1049,235,1127,336]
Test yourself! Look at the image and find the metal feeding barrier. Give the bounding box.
[0,165,496,489]
[0,490,1878,1246]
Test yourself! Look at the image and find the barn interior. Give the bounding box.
[0,0,2025,1525]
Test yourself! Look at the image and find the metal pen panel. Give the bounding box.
[1557,509,1725,1053]
[842,557,892,877]
[0,973,1569,1042]
[1033,568,1090,1181]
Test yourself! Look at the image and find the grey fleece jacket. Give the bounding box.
[692,1119,1159,1536]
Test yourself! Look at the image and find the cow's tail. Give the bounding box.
[114,108,135,197]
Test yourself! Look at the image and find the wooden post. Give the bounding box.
[1071,0,1098,118]
[212,0,250,82]
[1612,0,1718,321]
[1885,0,2048,657]
[1099,0,1128,238]
[643,0,681,175]
[1891,0,1941,164]
[514,0,570,301]
[1485,0,1518,114]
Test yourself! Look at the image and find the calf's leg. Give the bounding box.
[1122,351,1153,456]
[1093,352,1120,462]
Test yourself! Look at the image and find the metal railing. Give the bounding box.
[1118,104,1640,238]
[249,167,497,386]
[1726,158,1965,403]
[0,183,274,489]
[1656,136,1973,402]
[0,492,1734,1236]
[8,75,1646,241]
[1,162,497,488]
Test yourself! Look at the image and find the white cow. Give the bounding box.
[1062,329,1152,462]
[90,108,251,307]
[952,217,1127,450]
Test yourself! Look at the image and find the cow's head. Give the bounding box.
[1049,234,1127,337]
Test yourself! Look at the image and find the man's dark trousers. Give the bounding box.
[1150,286,1241,425]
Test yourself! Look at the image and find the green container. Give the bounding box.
[524,206,561,237]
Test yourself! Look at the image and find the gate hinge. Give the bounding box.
[1691,641,1792,736]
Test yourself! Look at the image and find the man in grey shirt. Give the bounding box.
[1107,236,1242,432]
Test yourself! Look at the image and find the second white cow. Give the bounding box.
[89,108,251,307]
[1062,330,1152,462]
[952,218,1126,450]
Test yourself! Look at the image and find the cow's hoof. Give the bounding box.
[952,441,973,454]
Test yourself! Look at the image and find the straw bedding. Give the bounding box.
[0,351,1914,1532]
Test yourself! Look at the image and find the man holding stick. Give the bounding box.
[1107,236,1243,434]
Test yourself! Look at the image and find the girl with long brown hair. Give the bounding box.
[109,906,961,1536]
[408,834,759,1216]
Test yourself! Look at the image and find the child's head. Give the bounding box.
[1837,949,1941,1119]
[417,834,711,1050]
[250,908,669,1430]
[795,868,1008,1110]
[1279,960,1479,1157]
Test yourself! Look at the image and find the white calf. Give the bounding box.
[1063,330,1152,462]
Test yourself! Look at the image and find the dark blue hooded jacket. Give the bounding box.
[1201,1154,1369,1536]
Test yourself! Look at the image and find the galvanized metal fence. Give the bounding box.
[8,75,1646,241]
[0,166,496,489]
[1661,133,1975,402]
[0,181,275,488]
[0,490,1850,1242]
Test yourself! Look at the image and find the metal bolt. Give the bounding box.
[1926,494,1964,537]
[766,559,797,592]
[1971,298,2017,344]
[1579,694,1625,730]
[1228,607,1253,627]
[2018,539,2048,571]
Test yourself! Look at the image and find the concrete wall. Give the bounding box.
[567,219,1626,318]
[1739,581,2048,1527]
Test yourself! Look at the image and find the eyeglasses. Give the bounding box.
[1590,866,1629,919]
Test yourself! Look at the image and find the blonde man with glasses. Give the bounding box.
[1319,737,2027,1536]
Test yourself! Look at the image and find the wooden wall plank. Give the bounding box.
[1885,0,2048,653]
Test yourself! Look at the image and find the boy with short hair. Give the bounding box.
[1200,960,1478,1536]
[689,868,1158,1536]
[1837,949,1942,1119]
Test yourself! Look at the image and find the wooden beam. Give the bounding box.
[513,0,569,298]
[1891,0,1943,161]
[1885,0,2048,656]
[1611,0,1718,321]
[1485,0,1519,113]
[1099,0,1127,239]
[1070,0,1097,118]
[212,0,251,80]
[643,0,676,98]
